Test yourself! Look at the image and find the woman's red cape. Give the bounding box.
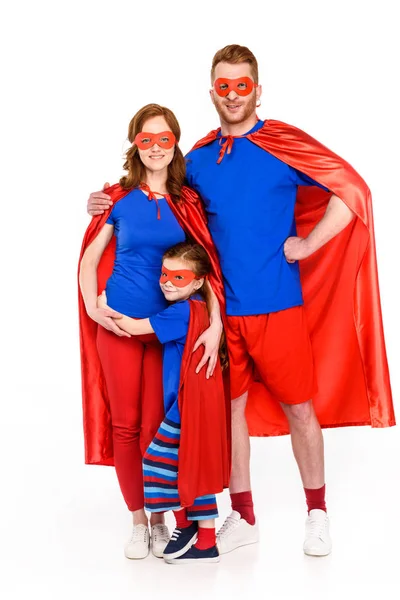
[190,119,394,435]
[78,185,229,466]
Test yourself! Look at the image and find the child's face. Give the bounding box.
[159,257,203,302]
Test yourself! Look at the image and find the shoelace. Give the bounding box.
[170,527,182,541]
[153,525,169,542]
[130,525,148,543]
[307,516,327,540]
[217,515,239,537]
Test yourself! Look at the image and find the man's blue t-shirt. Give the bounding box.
[185,120,329,316]
[149,300,191,424]
[105,188,186,318]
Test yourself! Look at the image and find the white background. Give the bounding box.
[1,1,399,598]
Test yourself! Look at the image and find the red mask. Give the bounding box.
[134,131,176,150]
[160,266,200,288]
[214,77,257,97]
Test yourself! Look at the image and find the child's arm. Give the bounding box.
[97,292,154,336]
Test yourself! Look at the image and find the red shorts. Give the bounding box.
[226,306,316,405]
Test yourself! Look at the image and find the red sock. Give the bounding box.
[195,527,216,550]
[230,491,256,526]
[173,509,193,529]
[304,484,327,513]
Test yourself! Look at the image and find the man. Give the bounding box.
[87,45,394,557]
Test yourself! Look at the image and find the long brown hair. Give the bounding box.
[163,242,228,369]
[120,104,186,201]
[211,44,259,83]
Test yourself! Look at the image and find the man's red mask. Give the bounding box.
[160,266,200,288]
[213,77,257,97]
[134,131,176,150]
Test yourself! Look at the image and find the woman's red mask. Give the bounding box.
[134,131,176,150]
[214,77,257,97]
[160,266,200,288]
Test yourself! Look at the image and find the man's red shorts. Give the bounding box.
[226,306,316,405]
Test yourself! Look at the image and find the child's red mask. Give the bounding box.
[160,266,200,288]
[134,131,176,150]
[213,77,257,97]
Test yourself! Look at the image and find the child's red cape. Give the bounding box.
[190,119,394,435]
[178,299,230,506]
[78,185,229,466]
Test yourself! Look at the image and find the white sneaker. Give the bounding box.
[151,524,170,558]
[217,510,259,555]
[124,524,150,560]
[303,509,332,556]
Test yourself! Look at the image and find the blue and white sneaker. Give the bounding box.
[162,522,198,560]
[164,544,220,564]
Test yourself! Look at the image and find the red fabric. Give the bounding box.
[226,307,316,404]
[304,485,327,513]
[96,326,163,511]
[177,299,230,507]
[230,491,255,526]
[190,120,395,435]
[78,185,230,467]
[173,509,192,528]
[195,527,216,550]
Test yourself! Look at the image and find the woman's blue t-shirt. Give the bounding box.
[105,188,186,318]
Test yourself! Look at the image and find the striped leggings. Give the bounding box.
[143,416,218,520]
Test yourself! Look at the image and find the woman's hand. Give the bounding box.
[192,318,223,378]
[97,290,108,310]
[89,298,131,337]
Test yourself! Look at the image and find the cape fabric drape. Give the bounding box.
[78,185,230,465]
[190,119,394,435]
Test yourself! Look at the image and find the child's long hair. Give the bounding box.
[120,104,186,202]
[162,242,228,369]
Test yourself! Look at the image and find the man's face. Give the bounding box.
[210,62,262,125]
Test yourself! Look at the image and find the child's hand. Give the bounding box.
[97,290,108,310]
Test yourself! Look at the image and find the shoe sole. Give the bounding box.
[217,537,259,555]
[303,547,332,557]
[162,533,198,560]
[152,544,168,559]
[125,547,150,560]
[165,556,220,565]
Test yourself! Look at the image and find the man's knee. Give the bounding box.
[231,391,248,417]
[281,399,314,427]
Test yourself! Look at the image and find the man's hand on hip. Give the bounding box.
[284,237,311,263]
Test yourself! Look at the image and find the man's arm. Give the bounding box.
[284,194,355,262]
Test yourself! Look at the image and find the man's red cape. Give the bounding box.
[190,119,395,435]
[178,299,230,506]
[78,185,229,466]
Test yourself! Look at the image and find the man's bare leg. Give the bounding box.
[229,391,251,493]
[280,399,324,489]
[217,391,259,554]
[281,399,332,556]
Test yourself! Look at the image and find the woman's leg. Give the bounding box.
[97,326,146,524]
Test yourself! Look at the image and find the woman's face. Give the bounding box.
[136,116,176,173]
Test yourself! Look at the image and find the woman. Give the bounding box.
[78,104,226,560]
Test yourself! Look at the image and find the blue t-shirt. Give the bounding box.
[149,300,191,422]
[185,120,329,316]
[105,188,186,318]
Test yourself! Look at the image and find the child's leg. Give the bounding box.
[187,495,218,550]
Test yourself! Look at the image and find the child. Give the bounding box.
[98,242,230,564]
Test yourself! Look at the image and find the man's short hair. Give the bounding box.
[211,44,259,84]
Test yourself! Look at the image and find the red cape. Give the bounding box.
[78,185,230,465]
[190,119,395,435]
[178,299,230,506]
